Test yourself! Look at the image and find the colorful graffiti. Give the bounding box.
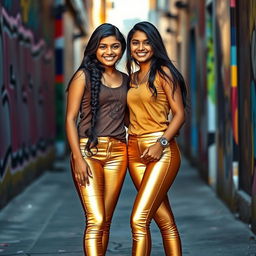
[230,0,239,189]
[176,0,256,233]
[214,0,235,206]
[54,0,65,142]
[0,1,55,208]
[179,0,208,178]
[183,0,208,176]
[189,29,198,160]
[237,0,256,196]
[206,4,216,188]
[236,0,256,232]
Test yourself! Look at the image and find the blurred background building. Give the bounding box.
[0,0,255,234]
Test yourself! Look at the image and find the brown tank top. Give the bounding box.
[78,72,128,142]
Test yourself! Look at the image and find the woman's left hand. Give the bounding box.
[141,143,164,162]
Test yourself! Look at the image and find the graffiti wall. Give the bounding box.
[236,0,256,231]
[196,0,208,178]
[214,0,239,208]
[180,0,208,178]
[176,0,256,233]
[206,3,217,189]
[0,0,55,208]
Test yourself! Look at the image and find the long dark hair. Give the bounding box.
[126,21,187,107]
[68,23,126,155]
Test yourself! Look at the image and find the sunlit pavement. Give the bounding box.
[0,156,255,256]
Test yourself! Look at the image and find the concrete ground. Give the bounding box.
[0,156,255,256]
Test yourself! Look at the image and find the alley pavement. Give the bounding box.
[0,156,255,256]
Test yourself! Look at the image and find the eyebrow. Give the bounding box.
[131,39,149,42]
[99,42,121,46]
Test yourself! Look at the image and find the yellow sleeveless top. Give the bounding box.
[127,73,170,135]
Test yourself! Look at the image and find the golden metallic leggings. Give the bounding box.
[128,132,182,256]
[70,137,127,256]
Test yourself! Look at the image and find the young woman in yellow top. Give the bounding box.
[126,22,187,256]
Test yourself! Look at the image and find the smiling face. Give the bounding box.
[96,36,122,67]
[130,30,154,63]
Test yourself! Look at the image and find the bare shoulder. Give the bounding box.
[69,69,88,90]
[73,69,87,81]
[157,66,173,87]
[161,66,173,79]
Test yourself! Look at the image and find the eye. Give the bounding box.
[112,44,120,49]
[98,45,106,49]
[131,41,139,46]
[144,40,151,45]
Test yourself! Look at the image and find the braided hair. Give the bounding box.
[126,21,187,107]
[68,23,126,155]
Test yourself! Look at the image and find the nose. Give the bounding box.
[138,42,144,51]
[106,46,113,54]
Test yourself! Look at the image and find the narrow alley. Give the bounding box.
[1,0,256,256]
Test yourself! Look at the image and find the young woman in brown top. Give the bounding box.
[65,23,128,256]
[126,22,187,256]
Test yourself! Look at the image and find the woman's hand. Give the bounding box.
[72,157,93,186]
[141,143,164,162]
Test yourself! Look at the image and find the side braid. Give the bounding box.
[66,24,126,156]
[84,56,103,155]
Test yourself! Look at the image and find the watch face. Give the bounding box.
[161,139,168,146]
[157,137,169,147]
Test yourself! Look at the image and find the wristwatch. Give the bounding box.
[156,137,169,148]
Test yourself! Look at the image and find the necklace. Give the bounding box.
[133,70,150,88]
[102,72,122,88]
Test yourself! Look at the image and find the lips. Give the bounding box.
[136,52,148,57]
[103,56,116,61]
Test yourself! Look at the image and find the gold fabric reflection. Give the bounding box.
[70,137,127,256]
[128,132,182,256]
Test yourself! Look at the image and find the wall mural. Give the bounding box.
[215,0,235,205]
[196,0,208,176]
[237,0,256,196]
[0,1,55,207]
[236,0,256,232]
[179,0,208,178]
[206,4,216,188]
[189,29,198,159]
[230,0,239,190]
[54,0,65,142]
[186,0,208,177]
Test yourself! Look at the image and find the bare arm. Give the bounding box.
[161,69,185,141]
[65,70,92,185]
[141,68,185,161]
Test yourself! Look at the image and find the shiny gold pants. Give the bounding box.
[70,137,127,256]
[128,132,182,256]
